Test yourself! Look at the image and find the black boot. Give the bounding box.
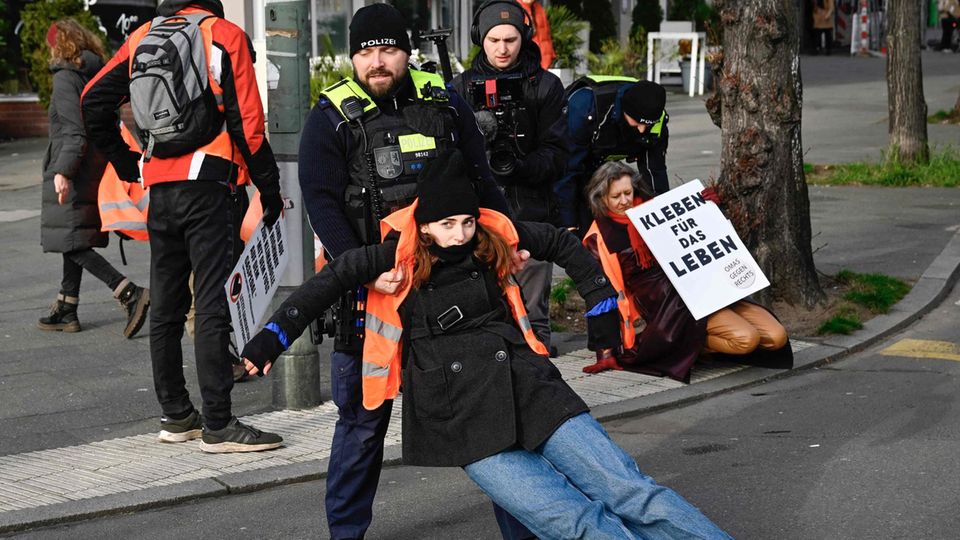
[38,294,80,333]
[116,281,150,339]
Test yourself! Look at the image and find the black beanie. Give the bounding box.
[475,1,527,44]
[414,150,481,224]
[620,81,667,124]
[157,0,224,17]
[349,4,412,57]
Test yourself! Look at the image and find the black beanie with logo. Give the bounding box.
[349,3,412,57]
[620,81,667,124]
[474,1,527,44]
[414,150,480,224]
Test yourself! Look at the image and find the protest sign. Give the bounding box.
[625,179,769,320]
[226,214,289,351]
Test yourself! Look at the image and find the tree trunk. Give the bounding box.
[954,89,960,117]
[886,0,929,163]
[706,0,823,307]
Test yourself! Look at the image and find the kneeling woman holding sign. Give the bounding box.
[581,161,790,380]
[241,151,730,539]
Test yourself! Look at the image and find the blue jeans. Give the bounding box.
[464,413,732,540]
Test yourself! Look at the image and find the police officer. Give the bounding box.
[557,78,670,234]
[296,4,523,539]
[453,0,567,351]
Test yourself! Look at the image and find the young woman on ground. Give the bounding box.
[581,161,790,380]
[240,150,731,539]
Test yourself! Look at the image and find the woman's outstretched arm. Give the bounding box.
[242,239,397,373]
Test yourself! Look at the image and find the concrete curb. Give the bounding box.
[4,228,959,535]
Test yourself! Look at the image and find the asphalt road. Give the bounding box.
[9,281,958,540]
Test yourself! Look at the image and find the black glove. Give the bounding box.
[261,192,284,227]
[586,309,622,351]
[240,328,286,375]
[110,150,142,182]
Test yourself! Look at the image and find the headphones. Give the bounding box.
[470,0,534,46]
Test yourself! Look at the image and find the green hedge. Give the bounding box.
[20,0,107,108]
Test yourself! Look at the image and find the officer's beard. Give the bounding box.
[356,67,406,99]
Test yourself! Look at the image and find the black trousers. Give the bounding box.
[941,17,957,51]
[60,248,126,297]
[147,181,239,428]
[814,28,832,54]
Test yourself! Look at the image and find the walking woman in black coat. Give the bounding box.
[241,150,730,539]
[39,19,149,338]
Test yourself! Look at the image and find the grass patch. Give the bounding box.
[549,277,587,333]
[837,270,911,313]
[550,277,576,307]
[817,309,863,335]
[806,147,960,187]
[929,109,960,124]
[816,270,911,335]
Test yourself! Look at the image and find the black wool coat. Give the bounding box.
[41,50,109,253]
[266,221,617,467]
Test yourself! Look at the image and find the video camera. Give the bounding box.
[468,73,528,177]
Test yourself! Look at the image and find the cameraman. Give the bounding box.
[453,0,567,350]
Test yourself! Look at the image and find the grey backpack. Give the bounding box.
[129,13,223,160]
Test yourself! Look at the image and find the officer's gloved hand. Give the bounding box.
[110,150,142,182]
[241,328,286,376]
[261,192,284,227]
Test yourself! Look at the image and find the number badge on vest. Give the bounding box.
[374,145,403,179]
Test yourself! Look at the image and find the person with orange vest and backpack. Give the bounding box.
[82,0,284,453]
[239,149,732,539]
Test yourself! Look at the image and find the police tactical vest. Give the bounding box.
[320,69,457,245]
[566,75,665,161]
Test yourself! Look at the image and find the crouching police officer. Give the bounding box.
[453,0,567,352]
[557,77,670,234]
[297,4,526,539]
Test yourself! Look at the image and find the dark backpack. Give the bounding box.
[129,13,223,161]
[565,75,640,158]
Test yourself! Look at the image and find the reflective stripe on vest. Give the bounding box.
[98,125,149,241]
[586,74,638,84]
[360,202,548,411]
[321,69,448,122]
[584,221,641,350]
[649,110,666,136]
[126,14,241,169]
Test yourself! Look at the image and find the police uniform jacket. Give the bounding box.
[263,220,617,467]
[298,72,510,258]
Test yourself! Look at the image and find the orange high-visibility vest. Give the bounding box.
[584,220,641,350]
[361,202,549,411]
[98,124,149,241]
[125,12,244,181]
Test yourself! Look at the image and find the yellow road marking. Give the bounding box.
[880,339,960,362]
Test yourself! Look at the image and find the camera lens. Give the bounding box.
[489,146,516,176]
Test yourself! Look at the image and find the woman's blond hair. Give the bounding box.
[412,224,515,289]
[49,18,106,68]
